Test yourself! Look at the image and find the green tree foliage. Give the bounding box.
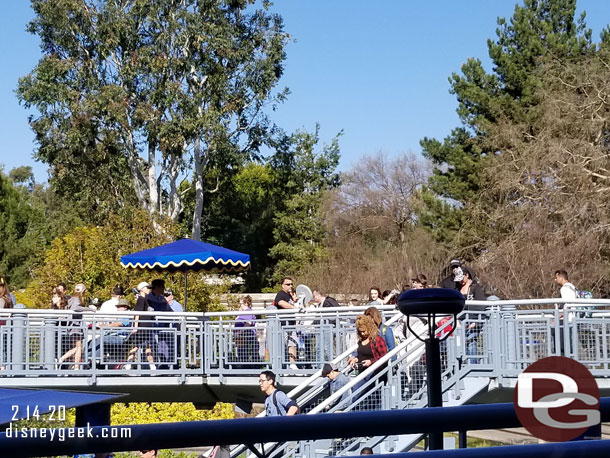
[199,162,277,290]
[267,128,341,284]
[24,210,228,311]
[0,171,49,288]
[195,127,341,290]
[18,0,289,236]
[419,0,595,249]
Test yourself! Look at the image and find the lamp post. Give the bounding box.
[397,288,465,450]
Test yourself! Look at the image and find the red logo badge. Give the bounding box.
[514,356,600,442]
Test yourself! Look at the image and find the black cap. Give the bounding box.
[321,363,338,377]
[112,286,125,296]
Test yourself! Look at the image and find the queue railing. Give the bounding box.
[231,299,610,456]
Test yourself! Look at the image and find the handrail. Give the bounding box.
[7,296,610,318]
[227,310,406,458]
[3,399,610,457]
[286,309,404,400]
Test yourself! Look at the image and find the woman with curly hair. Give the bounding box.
[347,315,388,406]
[347,314,388,371]
[364,306,396,355]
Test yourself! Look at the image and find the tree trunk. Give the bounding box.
[125,131,149,212]
[168,153,183,220]
[148,142,158,215]
[192,139,204,241]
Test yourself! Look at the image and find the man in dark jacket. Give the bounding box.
[440,259,466,289]
[313,289,340,308]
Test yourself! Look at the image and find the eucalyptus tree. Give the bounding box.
[18,0,289,238]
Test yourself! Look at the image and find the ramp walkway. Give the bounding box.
[0,298,608,455]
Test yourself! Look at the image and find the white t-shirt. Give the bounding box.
[560,282,578,321]
[100,297,119,313]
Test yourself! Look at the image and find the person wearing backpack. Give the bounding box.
[259,370,299,416]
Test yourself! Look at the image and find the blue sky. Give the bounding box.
[2,1,610,183]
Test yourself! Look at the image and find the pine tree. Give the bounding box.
[419,0,594,249]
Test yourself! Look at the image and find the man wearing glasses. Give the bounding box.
[274,277,299,370]
[259,370,298,416]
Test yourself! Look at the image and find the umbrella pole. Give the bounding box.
[184,272,188,312]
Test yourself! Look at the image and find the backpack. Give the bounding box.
[271,390,299,416]
[576,289,594,318]
[567,284,594,318]
[382,324,400,349]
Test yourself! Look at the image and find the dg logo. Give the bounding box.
[514,356,600,442]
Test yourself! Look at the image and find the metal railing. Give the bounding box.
[0,304,402,379]
[0,298,607,383]
[226,299,610,456]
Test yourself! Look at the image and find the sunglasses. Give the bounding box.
[283,283,293,286]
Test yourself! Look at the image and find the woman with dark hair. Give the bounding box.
[51,288,68,310]
[0,276,13,309]
[458,268,486,364]
[59,283,90,369]
[367,286,383,306]
[459,267,485,301]
[411,274,428,289]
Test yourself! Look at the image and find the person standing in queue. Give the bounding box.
[274,277,299,370]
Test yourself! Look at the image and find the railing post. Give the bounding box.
[458,430,467,448]
[180,317,186,373]
[268,315,282,372]
[11,312,26,372]
[425,336,443,450]
[503,305,517,370]
[43,317,57,370]
[490,307,502,375]
[203,319,211,376]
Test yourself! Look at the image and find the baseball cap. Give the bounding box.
[449,259,461,268]
[137,281,151,291]
[321,363,338,377]
[74,283,87,294]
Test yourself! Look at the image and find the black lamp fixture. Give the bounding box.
[397,287,465,450]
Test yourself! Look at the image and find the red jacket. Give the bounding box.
[370,335,388,362]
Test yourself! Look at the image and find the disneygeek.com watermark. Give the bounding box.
[6,404,131,441]
[5,424,132,441]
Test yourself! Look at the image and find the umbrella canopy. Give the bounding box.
[120,239,250,273]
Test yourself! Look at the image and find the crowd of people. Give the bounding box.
[45,279,182,370]
[258,260,591,412]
